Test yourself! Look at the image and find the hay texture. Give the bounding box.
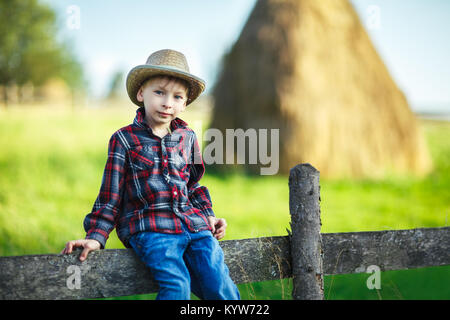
[210,0,432,178]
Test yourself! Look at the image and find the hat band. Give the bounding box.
[150,64,189,73]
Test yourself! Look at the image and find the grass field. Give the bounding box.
[0,105,448,300]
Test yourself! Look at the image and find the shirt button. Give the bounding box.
[173,191,177,196]
[163,159,167,163]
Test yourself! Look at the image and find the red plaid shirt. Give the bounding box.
[84,107,214,248]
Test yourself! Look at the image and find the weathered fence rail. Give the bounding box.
[0,164,449,300]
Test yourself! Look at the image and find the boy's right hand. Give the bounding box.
[60,239,101,262]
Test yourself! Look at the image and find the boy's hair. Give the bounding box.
[141,75,190,97]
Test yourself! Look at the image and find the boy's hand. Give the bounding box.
[207,216,227,240]
[60,239,101,262]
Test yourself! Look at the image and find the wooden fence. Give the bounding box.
[0,164,449,300]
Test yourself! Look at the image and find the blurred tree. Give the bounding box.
[106,70,124,100]
[0,0,84,107]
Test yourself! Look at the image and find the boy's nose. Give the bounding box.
[162,96,173,108]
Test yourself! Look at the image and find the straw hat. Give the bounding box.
[126,49,206,107]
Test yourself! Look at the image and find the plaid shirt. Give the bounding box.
[84,107,214,248]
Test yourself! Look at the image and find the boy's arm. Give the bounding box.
[189,159,228,239]
[83,133,127,249]
[187,132,214,218]
[186,132,227,239]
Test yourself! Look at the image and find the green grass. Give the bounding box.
[0,106,448,299]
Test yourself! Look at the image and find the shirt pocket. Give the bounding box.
[167,141,190,172]
[128,145,155,174]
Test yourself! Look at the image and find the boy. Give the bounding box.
[61,49,240,300]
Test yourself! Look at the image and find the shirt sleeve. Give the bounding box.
[83,133,127,248]
[187,131,215,217]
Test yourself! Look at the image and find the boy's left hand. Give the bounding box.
[207,216,227,240]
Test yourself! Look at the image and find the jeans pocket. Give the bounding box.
[130,232,145,251]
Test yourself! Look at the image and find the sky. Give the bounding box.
[43,0,450,113]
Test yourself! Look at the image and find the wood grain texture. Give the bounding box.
[0,236,291,300]
[0,227,448,299]
[322,226,450,275]
[289,163,324,300]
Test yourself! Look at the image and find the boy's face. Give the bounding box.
[136,76,188,130]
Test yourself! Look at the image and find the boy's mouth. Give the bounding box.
[158,111,172,117]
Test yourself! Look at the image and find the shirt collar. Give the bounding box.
[133,107,188,132]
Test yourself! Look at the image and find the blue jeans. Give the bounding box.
[129,223,240,300]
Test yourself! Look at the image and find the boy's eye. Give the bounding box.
[154,90,163,95]
[175,95,184,100]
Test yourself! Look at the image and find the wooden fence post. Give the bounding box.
[289,163,324,300]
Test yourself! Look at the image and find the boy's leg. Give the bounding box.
[129,231,191,300]
[184,230,240,300]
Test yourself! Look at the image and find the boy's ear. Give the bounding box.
[136,87,144,103]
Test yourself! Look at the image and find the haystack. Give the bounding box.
[209,0,432,178]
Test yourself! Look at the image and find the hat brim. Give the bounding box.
[126,65,206,107]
